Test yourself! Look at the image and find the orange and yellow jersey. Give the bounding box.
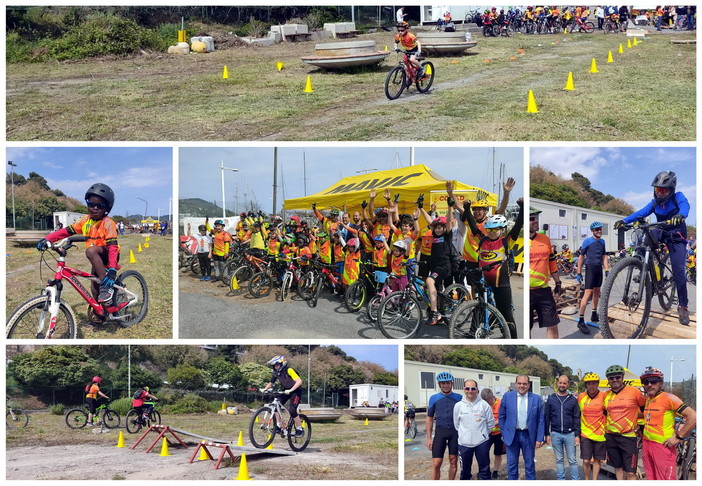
[342,249,361,286]
[578,391,606,441]
[393,228,418,259]
[419,228,434,257]
[395,31,418,50]
[212,230,232,257]
[298,245,312,265]
[267,239,281,257]
[372,247,389,268]
[69,215,118,249]
[389,253,408,276]
[575,7,583,18]
[490,398,501,435]
[529,233,558,289]
[524,10,535,20]
[318,240,332,264]
[643,392,687,444]
[358,231,374,254]
[603,385,646,437]
[316,215,340,236]
[86,384,100,400]
[478,236,514,288]
[333,242,345,263]
[582,9,590,18]
[550,8,560,16]
[462,219,487,262]
[563,10,572,20]
[372,222,392,242]
[236,227,249,240]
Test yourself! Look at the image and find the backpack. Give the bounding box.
[478,236,514,275]
[133,388,145,400]
[85,383,91,393]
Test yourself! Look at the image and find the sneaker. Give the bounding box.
[87,422,95,427]
[577,317,590,335]
[204,276,211,281]
[492,471,499,480]
[295,428,305,437]
[427,311,441,326]
[200,276,206,281]
[590,311,600,323]
[678,306,690,325]
[98,287,114,303]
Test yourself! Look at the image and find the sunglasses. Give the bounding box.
[592,228,603,232]
[397,28,406,32]
[464,387,477,391]
[86,201,108,209]
[486,228,502,233]
[642,379,661,385]
[607,375,623,380]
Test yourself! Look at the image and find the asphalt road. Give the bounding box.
[178,270,524,339]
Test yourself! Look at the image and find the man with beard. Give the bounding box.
[529,207,561,338]
[578,372,607,480]
[544,375,580,480]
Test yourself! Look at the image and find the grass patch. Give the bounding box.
[6,29,695,141]
[5,233,173,339]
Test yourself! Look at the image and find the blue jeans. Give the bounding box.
[506,429,536,480]
[458,440,491,480]
[657,16,662,30]
[551,431,580,480]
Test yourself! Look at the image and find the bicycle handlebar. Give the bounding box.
[619,220,674,231]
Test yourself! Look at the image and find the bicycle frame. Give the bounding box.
[624,223,675,304]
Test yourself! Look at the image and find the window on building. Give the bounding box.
[549,225,568,240]
[495,376,500,381]
[454,378,463,390]
[581,213,588,220]
[478,373,484,380]
[420,372,434,389]
[602,223,608,236]
[559,209,566,217]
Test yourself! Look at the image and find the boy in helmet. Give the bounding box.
[614,171,691,324]
[132,386,158,424]
[263,356,304,437]
[206,218,232,282]
[37,183,119,303]
[576,221,609,334]
[394,20,424,78]
[85,376,109,426]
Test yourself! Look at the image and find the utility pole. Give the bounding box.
[8,161,17,229]
[273,148,278,217]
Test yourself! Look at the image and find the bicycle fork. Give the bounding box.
[40,286,60,338]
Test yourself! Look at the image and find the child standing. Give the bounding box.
[193,224,213,281]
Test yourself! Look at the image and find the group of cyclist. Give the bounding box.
[477,6,629,35]
[186,179,522,330]
[410,364,696,480]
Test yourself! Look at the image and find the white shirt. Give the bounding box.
[517,392,528,429]
[396,8,404,22]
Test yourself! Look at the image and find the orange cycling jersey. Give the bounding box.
[373,247,388,268]
[578,391,606,441]
[342,249,361,286]
[529,233,557,289]
[390,253,408,276]
[373,222,392,242]
[212,230,232,257]
[86,384,100,400]
[490,398,501,435]
[643,391,687,444]
[462,219,487,262]
[69,215,118,248]
[395,31,418,50]
[318,240,332,264]
[603,385,646,437]
[419,229,433,256]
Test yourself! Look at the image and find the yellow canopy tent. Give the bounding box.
[598,367,642,388]
[141,219,160,224]
[283,164,497,216]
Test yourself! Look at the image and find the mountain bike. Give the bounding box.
[676,422,696,480]
[448,262,513,339]
[367,272,398,323]
[598,220,679,339]
[228,249,270,296]
[6,399,29,429]
[247,256,286,299]
[376,264,471,339]
[304,258,344,308]
[556,256,577,277]
[344,260,383,313]
[604,15,620,33]
[125,399,161,434]
[384,50,435,100]
[65,399,120,429]
[570,17,595,33]
[405,415,417,438]
[6,236,148,339]
[249,390,311,452]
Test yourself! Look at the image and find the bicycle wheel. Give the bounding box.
[310,273,323,308]
[190,257,200,275]
[344,281,368,313]
[112,270,148,328]
[101,408,120,429]
[416,61,435,93]
[65,408,89,429]
[125,409,143,434]
[148,410,162,425]
[604,22,614,33]
[230,265,253,296]
[378,291,422,339]
[6,294,76,339]
[367,294,383,322]
[681,435,695,480]
[280,272,293,301]
[384,66,406,100]
[249,271,274,298]
[249,406,278,449]
[287,414,312,452]
[409,420,417,439]
[598,257,652,339]
[441,283,472,318]
[296,270,317,300]
[449,300,511,339]
[583,21,595,33]
[656,257,677,311]
[6,410,29,429]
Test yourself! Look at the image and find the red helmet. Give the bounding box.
[346,238,359,250]
[289,215,301,224]
[491,7,497,11]
[640,366,664,381]
[93,376,103,385]
[239,212,247,218]
[430,217,447,226]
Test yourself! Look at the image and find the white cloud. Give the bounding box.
[119,166,171,188]
[531,147,612,182]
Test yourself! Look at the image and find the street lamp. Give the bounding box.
[135,196,148,220]
[220,161,239,220]
[157,208,164,221]
[669,357,685,389]
[8,161,17,229]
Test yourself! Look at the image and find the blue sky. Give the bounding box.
[6,147,173,219]
[179,146,524,214]
[530,147,696,224]
[336,345,398,372]
[534,344,696,381]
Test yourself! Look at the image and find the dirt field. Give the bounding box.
[6,410,398,480]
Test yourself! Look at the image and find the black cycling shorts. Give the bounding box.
[405,411,416,419]
[605,433,638,472]
[432,427,459,458]
[530,286,560,329]
[581,436,607,461]
[428,267,450,284]
[489,433,506,456]
[280,390,302,419]
[584,264,603,290]
[85,397,98,414]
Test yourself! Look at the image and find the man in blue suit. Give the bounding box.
[498,374,545,480]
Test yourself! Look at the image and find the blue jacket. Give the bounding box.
[498,390,545,447]
[543,393,580,436]
[623,192,690,239]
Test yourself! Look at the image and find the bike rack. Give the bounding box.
[130,424,189,453]
[188,441,238,470]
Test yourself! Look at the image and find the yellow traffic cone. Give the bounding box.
[303,75,314,93]
[198,443,210,461]
[235,454,251,480]
[231,276,239,290]
[633,37,639,46]
[618,43,624,54]
[364,418,369,426]
[589,58,599,73]
[564,72,575,90]
[237,431,244,446]
[384,45,388,51]
[129,250,136,263]
[138,243,143,252]
[627,39,632,48]
[116,431,125,448]
[255,415,259,423]
[526,90,539,113]
[265,437,274,449]
[607,51,614,63]
[146,236,150,242]
[424,64,432,75]
[159,438,171,457]
[144,242,149,249]
[222,65,229,79]
[276,62,284,71]
[221,401,226,410]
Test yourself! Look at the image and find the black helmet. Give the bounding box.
[396,21,409,29]
[85,183,115,212]
[651,171,676,204]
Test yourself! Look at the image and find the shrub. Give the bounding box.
[49,403,65,415]
[245,16,268,38]
[109,397,133,416]
[6,32,35,63]
[167,393,208,414]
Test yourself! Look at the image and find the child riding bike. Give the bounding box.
[262,356,304,437]
[132,386,158,424]
[37,183,119,303]
[394,21,425,79]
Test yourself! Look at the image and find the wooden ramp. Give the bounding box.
[605,303,696,339]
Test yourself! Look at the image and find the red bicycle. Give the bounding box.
[6,236,148,339]
[384,50,435,100]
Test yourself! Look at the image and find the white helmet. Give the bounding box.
[484,214,508,229]
[392,239,408,251]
